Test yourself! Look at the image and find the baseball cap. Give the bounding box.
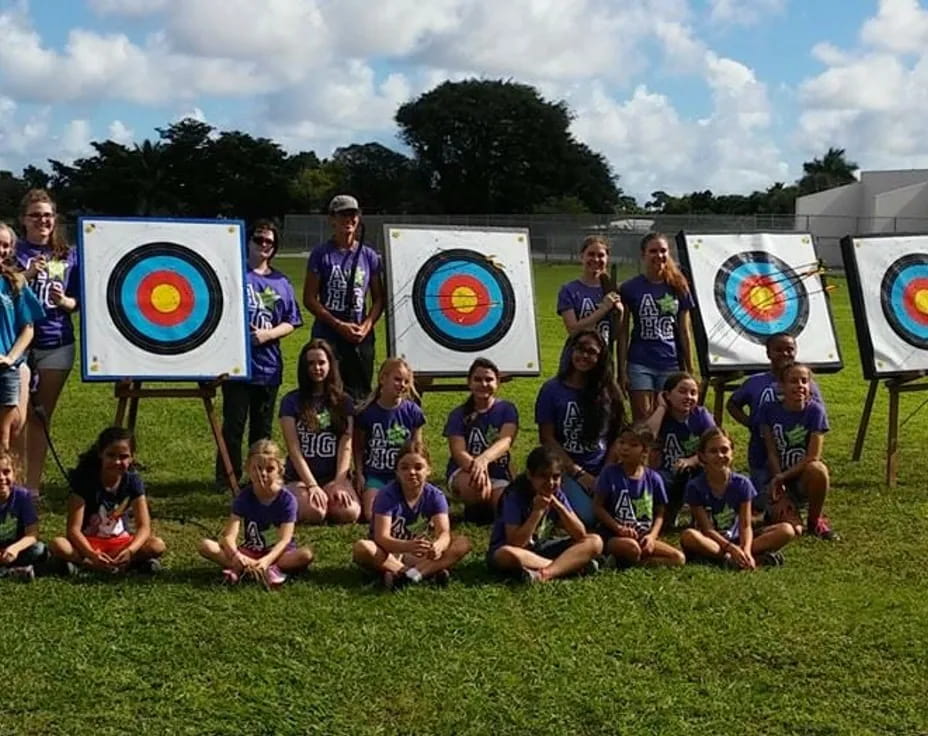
[328,194,360,214]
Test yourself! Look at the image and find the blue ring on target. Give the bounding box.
[412,249,515,352]
[107,242,223,355]
[880,253,928,350]
[713,251,808,344]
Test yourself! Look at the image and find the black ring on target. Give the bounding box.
[106,242,223,355]
[713,251,809,344]
[880,253,928,350]
[411,249,515,352]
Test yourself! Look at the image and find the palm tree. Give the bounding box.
[798,147,859,196]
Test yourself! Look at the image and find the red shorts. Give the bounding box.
[87,534,133,556]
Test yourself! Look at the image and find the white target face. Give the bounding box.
[79,218,250,381]
[842,234,928,378]
[384,226,540,375]
[678,232,841,374]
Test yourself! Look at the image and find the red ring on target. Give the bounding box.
[738,275,786,322]
[138,270,195,327]
[902,277,928,326]
[437,274,490,326]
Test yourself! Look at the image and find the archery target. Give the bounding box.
[842,234,928,377]
[412,249,516,352]
[384,226,540,375]
[714,251,809,343]
[79,218,250,381]
[677,232,841,374]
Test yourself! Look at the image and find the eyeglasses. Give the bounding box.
[574,344,602,357]
[26,212,54,220]
[252,236,275,247]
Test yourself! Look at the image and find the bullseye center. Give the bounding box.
[749,285,775,312]
[451,286,478,313]
[151,283,182,313]
[915,289,928,315]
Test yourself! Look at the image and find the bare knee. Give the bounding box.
[327,503,361,525]
[197,538,218,558]
[300,504,327,525]
[352,539,376,564]
[803,460,829,485]
[679,528,700,549]
[145,536,166,558]
[450,534,472,556]
[583,533,604,556]
[49,537,72,558]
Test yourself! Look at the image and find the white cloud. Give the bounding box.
[88,0,168,15]
[108,120,135,144]
[708,0,786,27]
[859,0,928,54]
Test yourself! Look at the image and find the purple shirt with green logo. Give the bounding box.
[356,399,426,483]
[534,378,607,475]
[684,472,756,539]
[657,406,715,476]
[246,269,302,386]
[0,486,38,547]
[278,391,353,485]
[619,274,693,371]
[232,484,298,552]
[15,240,80,349]
[595,465,668,533]
[443,399,518,481]
[557,279,611,345]
[308,240,381,343]
[757,400,829,472]
[369,480,448,541]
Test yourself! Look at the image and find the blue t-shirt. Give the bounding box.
[15,240,80,349]
[0,278,44,360]
[356,399,426,483]
[595,465,668,534]
[74,470,145,538]
[443,399,519,481]
[619,274,693,371]
[278,390,353,485]
[307,240,382,343]
[534,378,608,475]
[0,486,38,546]
[729,372,827,470]
[557,279,611,345]
[684,472,756,539]
[488,476,574,552]
[369,481,449,541]
[232,485,298,552]
[757,400,829,472]
[658,406,716,476]
[246,269,302,386]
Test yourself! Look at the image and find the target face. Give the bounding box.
[880,253,928,350]
[411,248,515,352]
[714,251,809,343]
[106,242,223,355]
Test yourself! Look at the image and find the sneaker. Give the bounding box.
[759,551,785,567]
[48,558,80,577]
[221,568,240,585]
[809,516,841,542]
[583,557,601,576]
[382,569,409,592]
[519,567,542,584]
[134,559,162,575]
[264,565,287,588]
[432,569,451,587]
[722,553,741,570]
[8,565,35,582]
[602,554,618,571]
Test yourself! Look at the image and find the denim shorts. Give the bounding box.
[31,342,75,372]
[627,362,677,392]
[0,366,21,406]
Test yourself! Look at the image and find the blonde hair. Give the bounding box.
[0,223,24,295]
[360,357,420,410]
[0,448,23,481]
[19,189,68,259]
[246,439,285,482]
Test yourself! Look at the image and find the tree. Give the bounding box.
[395,79,620,214]
[331,142,420,212]
[798,147,858,196]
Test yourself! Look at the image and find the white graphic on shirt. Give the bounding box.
[639,293,675,341]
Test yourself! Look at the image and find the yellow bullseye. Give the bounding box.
[915,289,928,315]
[749,285,775,312]
[451,286,478,313]
[151,283,182,313]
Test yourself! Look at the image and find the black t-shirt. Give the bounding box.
[74,471,145,538]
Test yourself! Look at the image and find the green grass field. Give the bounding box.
[3,260,928,735]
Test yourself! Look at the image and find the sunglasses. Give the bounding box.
[574,344,602,357]
[252,236,275,247]
[26,212,55,220]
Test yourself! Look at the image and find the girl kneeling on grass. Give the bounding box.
[0,449,46,581]
[487,446,603,583]
[593,424,685,568]
[352,440,471,590]
[198,440,313,589]
[680,428,795,569]
[49,427,165,575]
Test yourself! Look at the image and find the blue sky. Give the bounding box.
[1,0,924,202]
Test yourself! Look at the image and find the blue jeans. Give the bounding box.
[561,475,597,530]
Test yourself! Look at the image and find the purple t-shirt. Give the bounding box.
[730,372,827,470]
[307,240,382,343]
[684,472,756,539]
[658,406,716,476]
[246,269,302,385]
[443,399,519,481]
[757,400,829,472]
[74,470,144,538]
[15,240,80,349]
[619,275,693,371]
[356,399,426,483]
[488,477,573,552]
[557,279,611,345]
[595,465,668,534]
[369,480,449,541]
[232,484,298,552]
[278,390,353,484]
[0,486,38,547]
[534,378,608,475]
